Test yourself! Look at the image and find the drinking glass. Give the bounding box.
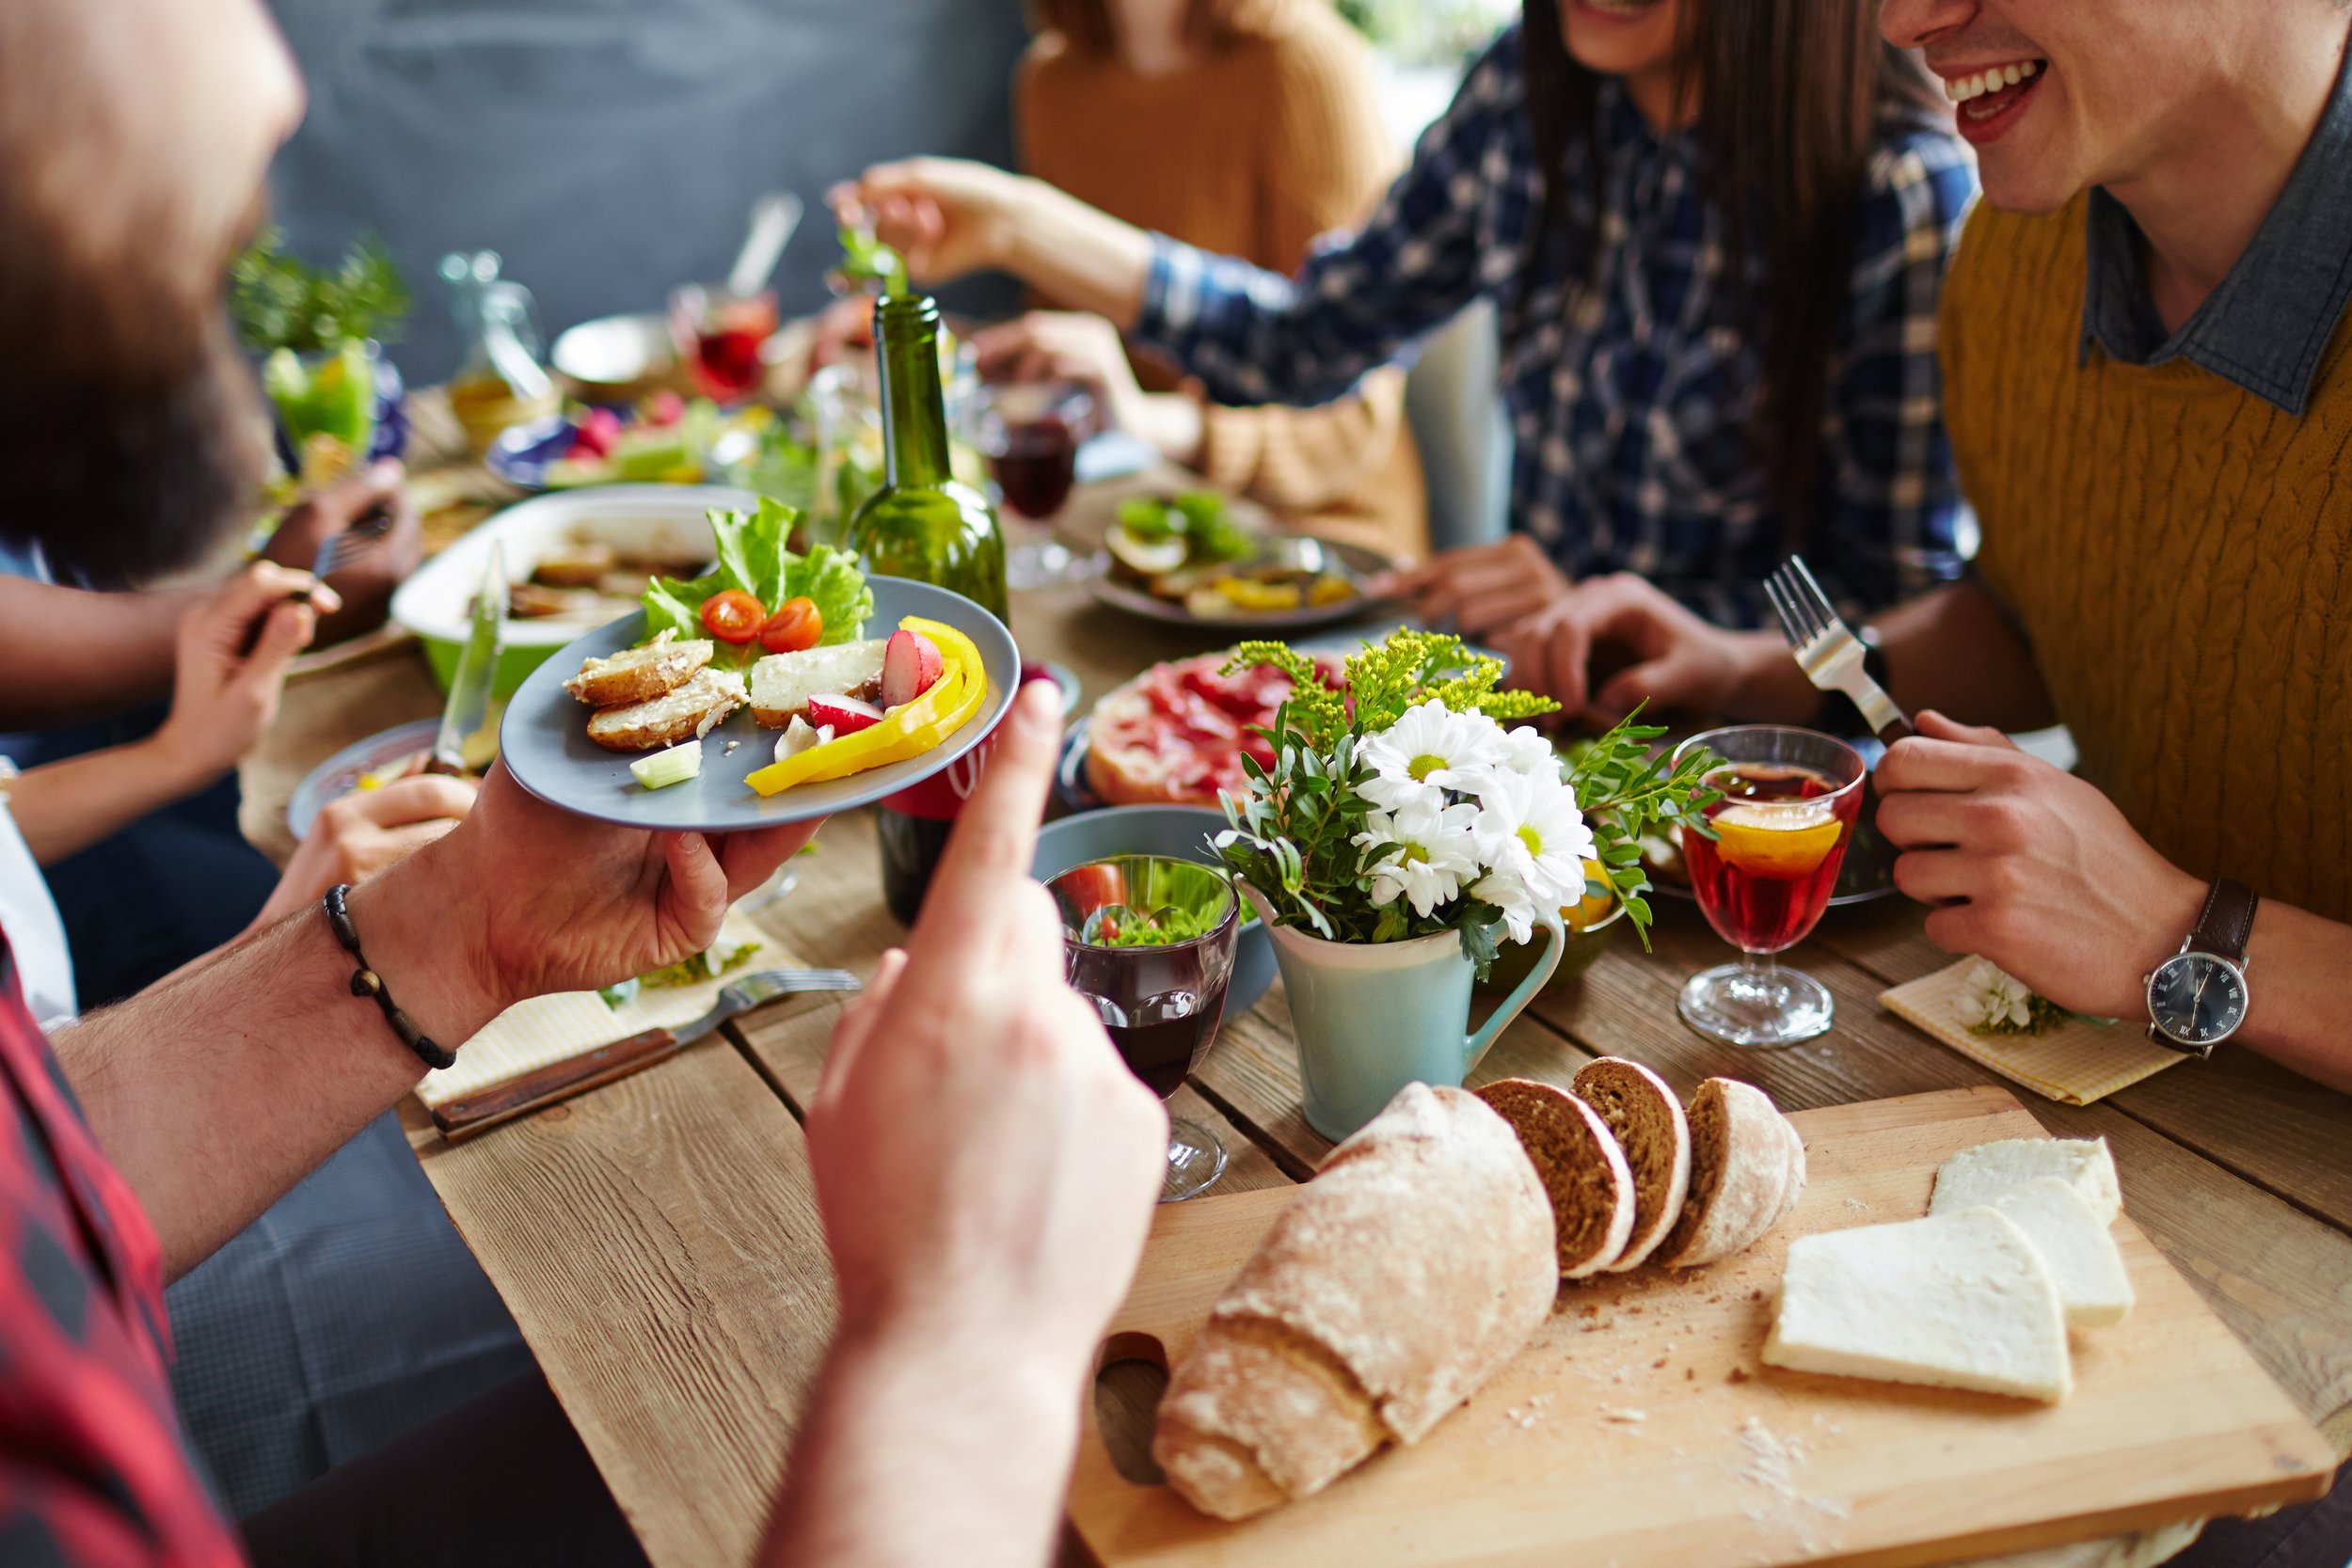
[970,380,1096,590]
[1048,854,1240,1201]
[669,282,779,403]
[1674,726,1867,1048]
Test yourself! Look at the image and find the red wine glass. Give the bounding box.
[1674,726,1867,1048]
[1048,854,1239,1201]
[972,380,1095,590]
[669,282,778,404]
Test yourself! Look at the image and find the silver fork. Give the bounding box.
[297,503,398,598]
[1762,556,1914,744]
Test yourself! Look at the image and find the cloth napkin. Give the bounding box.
[1878,958,2184,1106]
[414,911,771,1110]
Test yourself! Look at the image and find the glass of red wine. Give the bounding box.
[1673,726,1867,1049]
[668,282,779,404]
[1047,854,1240,1201]
[970,380,1095,590]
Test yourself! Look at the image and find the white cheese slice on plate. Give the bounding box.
[1763,1208,2073,1402]
[1990,1178,2135,1327]
[1931,1136,2122,1226]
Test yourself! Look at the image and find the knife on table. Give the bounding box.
[428,968,860,1141]
[429,541,505,775]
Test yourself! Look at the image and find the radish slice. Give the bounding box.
[806,693,886,733]
[882,628,946,709]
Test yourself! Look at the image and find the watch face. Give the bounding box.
[2147,953,2249,1048]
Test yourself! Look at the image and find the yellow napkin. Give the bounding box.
[1879,958,2184,1106]
[415,911,770,1110]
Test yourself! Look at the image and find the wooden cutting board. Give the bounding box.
[1068,1085,2336,1568]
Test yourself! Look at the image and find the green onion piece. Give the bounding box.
[630,740,703,790]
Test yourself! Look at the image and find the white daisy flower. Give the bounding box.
[1471,868,1541,945]
[1495,724,1562,780]
[1465,765,1596,911]
[1357,699,1508,812]
[1958,959,2035,1031]
[1353,795,1483,918]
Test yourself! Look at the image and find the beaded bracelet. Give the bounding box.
[324,883,456,1071]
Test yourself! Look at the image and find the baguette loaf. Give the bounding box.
[1152,1084,1556,1520]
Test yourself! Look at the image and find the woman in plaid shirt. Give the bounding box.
[842,0,1976,665]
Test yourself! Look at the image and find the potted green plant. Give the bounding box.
[229,228,412,486]
[1214,630,1716,1139]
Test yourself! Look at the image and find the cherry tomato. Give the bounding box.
[758,595,824,654]
[700,589,766,643]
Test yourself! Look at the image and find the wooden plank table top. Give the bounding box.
[246,491,2352,1568]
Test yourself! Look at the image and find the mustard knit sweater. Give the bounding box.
[1946,195,2352,923]
[1017,0,1429,560]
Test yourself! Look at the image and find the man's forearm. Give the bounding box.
[0,578,200,726]
[9,736,220,864]
[1872,578,2058,732]
[762,1324,1085,1568]
[996,180,1154,331]
[2234,901,2352,1094]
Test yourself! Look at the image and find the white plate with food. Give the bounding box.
[1086,490,1396,632]
[285,720,446,840]
[499,499,1019,831]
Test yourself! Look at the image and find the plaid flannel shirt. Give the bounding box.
[0,935,241,1567]
[1135,24,1978,626]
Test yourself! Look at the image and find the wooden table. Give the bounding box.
[243,570,2352,1568]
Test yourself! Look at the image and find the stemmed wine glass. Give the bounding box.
[1674,726,1867,1048]
[1047,855,1240,1201]
[968,379,1096,591]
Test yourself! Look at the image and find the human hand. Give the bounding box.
[830,158,1034,286]
[1379,535,1573,641]
[252,773,481,931]
[804,683,1166,1371]
[345,765,821,1042]
[1876,712,2203,1019]
[151,562,342,786]
[970,310,1144,425]
[1484,572,1809,725]
[260,459,421,644]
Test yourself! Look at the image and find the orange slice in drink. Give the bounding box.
[1709,803,1843,880]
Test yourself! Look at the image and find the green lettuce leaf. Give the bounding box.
[639,497,869,667]
[782,544,873,646]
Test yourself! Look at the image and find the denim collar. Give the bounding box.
[2078,42,2352,415]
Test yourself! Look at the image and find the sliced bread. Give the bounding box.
[584,668,746,752]
[1989,1177,2135,1327]
[564,632,712,708]
[1763,1206,2073,1402]
[1652,1078,1791,1269]
[1567,1057,1692,1273]
[1475,1078,1638,1278]
[750,640,887,727]
[1772,1113,1808,1227]
[1931,1136,2122,1225]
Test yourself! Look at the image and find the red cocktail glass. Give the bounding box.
[669,283,778,403]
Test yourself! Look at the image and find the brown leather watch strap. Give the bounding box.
[2187,877,2259,963]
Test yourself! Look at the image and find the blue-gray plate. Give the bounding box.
[500,578,1020,831]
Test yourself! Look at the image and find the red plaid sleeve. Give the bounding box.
[0,933,243,1566]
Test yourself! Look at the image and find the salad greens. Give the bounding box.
[1088,905,1223,947]
[1115,491,1248,565]
[596,940,764,1009]
[230,230,410,356]
[836,221,907,292]
[641,498,874,669]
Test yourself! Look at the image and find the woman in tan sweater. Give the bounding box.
[985,0,1429,561]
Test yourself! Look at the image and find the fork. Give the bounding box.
[295,502,398,599]
[1762,556,1914,744]
[430,966,863,1140]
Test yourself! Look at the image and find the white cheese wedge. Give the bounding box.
[1990,1178,2135,1328]
[1763,1208,2072,1402]
[1931,1136,2122,1226]
[749,641,887,726]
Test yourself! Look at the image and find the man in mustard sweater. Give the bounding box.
[1498,0,2352,1101]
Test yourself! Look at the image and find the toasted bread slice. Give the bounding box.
[750,641,887,727]
[565,633,714,708]
[586,668,745,752]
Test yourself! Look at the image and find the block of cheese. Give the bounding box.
[1931,1136,2122,1226]
[1763,1208,2073,1402]
[1990,1178,2135,1328]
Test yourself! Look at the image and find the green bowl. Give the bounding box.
[418,636,568,699]
[1473,899,1628,996]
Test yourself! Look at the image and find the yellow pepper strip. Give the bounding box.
[743,616,992,796]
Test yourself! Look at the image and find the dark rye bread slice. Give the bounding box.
[1653,1078,1793,1269]
[1570,1057,1692,1273]
[1473,1079,1636,1278]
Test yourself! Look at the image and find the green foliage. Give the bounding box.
[1214,632,1721,967]
[229,230,410,355]
[1113,491,1248,563]
[836,221,906,291]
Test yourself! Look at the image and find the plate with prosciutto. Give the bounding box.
[501,498,1019,830]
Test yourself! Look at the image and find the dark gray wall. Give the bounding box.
[263,0,1028,382]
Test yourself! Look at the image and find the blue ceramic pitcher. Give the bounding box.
[1244,889,1565,1142]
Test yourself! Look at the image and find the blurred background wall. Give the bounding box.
[262,0,1031,382]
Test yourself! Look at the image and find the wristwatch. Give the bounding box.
[2142,877,2257,1059]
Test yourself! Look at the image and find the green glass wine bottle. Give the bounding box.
[847,293,1011,923]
